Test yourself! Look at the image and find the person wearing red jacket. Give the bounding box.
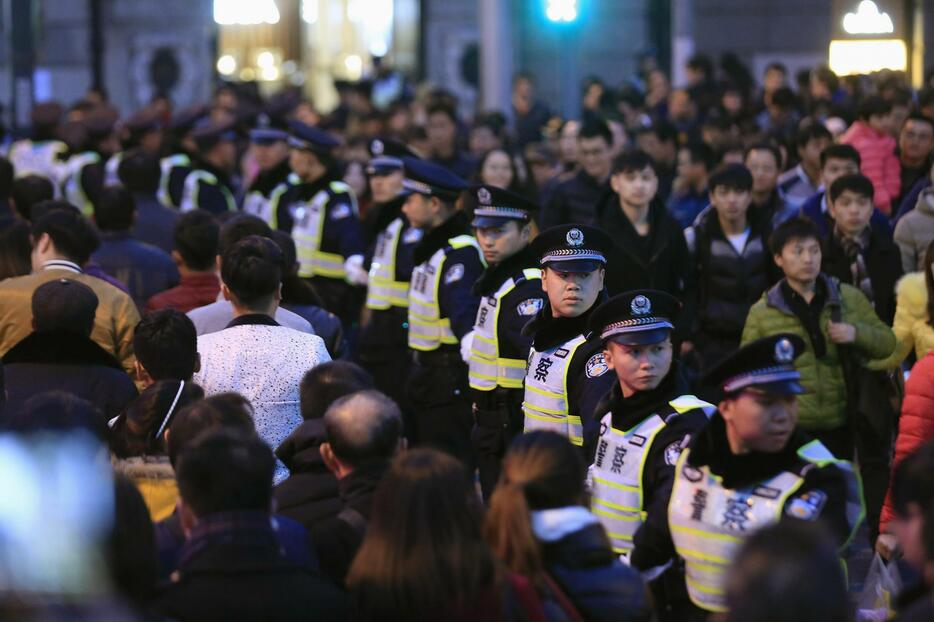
[840,96,900,216]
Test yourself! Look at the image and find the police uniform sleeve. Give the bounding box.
[275,187,297,232]
[327,191,366,258]
[80,161,105,205]
[196,181,233,216]
[438,246,485,340]
[498,278,545,355]
[567,338,616,454]
[782,462,856,550]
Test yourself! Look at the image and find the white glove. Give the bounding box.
[344,254,368,286]
[460,330,475,364]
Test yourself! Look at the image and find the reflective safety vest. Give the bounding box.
[366,217,416,310]
[590,395,714,556]
[9,139,68,183]
[469,268,541,391]
[242,173,296,229]
[63,151,101,216]
[291,181,356,280]
[668,440,864,613]
[179,169,237,214]
[522,334,590,446]
[158,154,191,208]
[103,152,122,186]
[408,234,481,351]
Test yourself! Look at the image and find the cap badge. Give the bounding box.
[631,294,652,315]
[371,139,384,155]
[477,187,491,205]
[566,228,584,247]
[775,338,795,363]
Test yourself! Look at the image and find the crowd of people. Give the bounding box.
[2,52,934,621]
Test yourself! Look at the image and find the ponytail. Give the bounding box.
[484,480,546,587]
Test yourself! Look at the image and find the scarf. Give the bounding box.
[834,225,874,307]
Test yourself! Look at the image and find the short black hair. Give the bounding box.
[902,112,934,133]
[32,278,98,335]
[765,61,787,75]
[820,144,861,169]
[744,142,782,168]
[681,141,716,171]
[829,173,874,203]
[687,53,714,78]
[173,209,219,271]
[0,157,13,199]
[857,95,892,121]
[612,149,657,175]
[891,443,934,517]
[133,309,198,382]
[166,393,255,467]
[218,214,272,257]
[93,185,135,232]
[708,164,753,193]
[220,235,284,307]
[11,175,55,221]
[578,119,613,147]
[30,208,101,264]
[426,102,458,124]
[794,120,832,149]
[117,149,161,194]
[771,87,797,110]
[300,360,374,420]
[176,430,275,517]
[642,121,677,144]
[3,391,107,441]
[769,216,821,256]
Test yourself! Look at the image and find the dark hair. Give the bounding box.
[30,208,101,265]
[11,175,55,221]
[93,185,135,232]
[426,102,458,124]
[173,209,219,271]
[166,393,255,466]
[0,217,31,280]
[324,390,402,468]
[643,121,677,144]
[484,432,587,587]
[133,309,198,382]
[766,62,787,75]
[218,213,272,256]
[919,87,934,109]
[176,430,275,517]
[857,95,892,121]
[770,87,797,110]
[220,235,284,307]
[820,144,861,169]
[769,216,822,256]
[708,164,753,193]
[0,157,12,199]
[31,278,98,335]
[891,443,934,516]
[107,474,158,607]
[612,149,657,175]
[300,360,373,420]
[903,112,934,133]
[578,119,613,147]
[925,240,934,330]
[828,173,873,203]
[681,141,716,171]
[687,53,714,78]
[269,230,324,307]
[812,66,839,93]
[117,149,161,194]
[3,391,107,441]
[794,120,832,149]
[347,449,497,621]
[112,380,205,458]
[744,142,782,169]
[30,198,79,222]
[725,521,849,622]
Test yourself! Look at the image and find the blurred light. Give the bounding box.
[282,60,297,74]
[545,0,578,23]
[214,0,280,25]
[829,39,907,75]
[290,71,306,86]
[348,0,393,58]
[344,54,363,80]
[216,54,237,76]
[370,40,388,57]
[260,66,280,81]
[240,67,257,81]
[302,0,318,24]
[842,1,893,35]
[257,51,275,69]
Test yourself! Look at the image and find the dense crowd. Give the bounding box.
[1,53,934,621]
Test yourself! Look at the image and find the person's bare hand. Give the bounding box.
[680,341,694,356]
[827,321,856,344]
[875,533,898,560]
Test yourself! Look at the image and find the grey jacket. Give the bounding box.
[894,186,934,273]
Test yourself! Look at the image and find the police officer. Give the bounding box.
[241,122,294,228]
[402,157,484,466]
[356,138,421,410]
[158,105,207,208]
[631,333,863,621]
[467,184,545,499]
[179,118,239,215]
[522,224,616,451]
[62,107,119,215]
[103,108,164,186]
[9,102,68,185]
[587,290,713,557]
[277,120,366,325]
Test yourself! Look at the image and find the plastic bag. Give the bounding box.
[855,553,902,622]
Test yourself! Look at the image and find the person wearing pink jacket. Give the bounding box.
[841,96,901,216]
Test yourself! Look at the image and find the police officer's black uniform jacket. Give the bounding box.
[182,155,238,215]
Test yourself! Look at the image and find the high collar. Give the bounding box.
[275,418,328,471]
[2,329,123,369]
[412,210,472,266]
[369,194,408,234]
[338,460,389,507]
[40,259,82,274]
[524,292,606,350]
[190,155,233,188]
[292,168,341,200]
[248,157,292,194]
[225,313,280,329]
[473,244,538,296]
[606,363,684,431]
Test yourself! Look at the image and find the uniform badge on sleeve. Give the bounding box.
[517,298,543,316]
[785,490,827,521]
[444,263,465,284]
[585,353,609,378]
[330,204,351,220]
[664,435,690,466]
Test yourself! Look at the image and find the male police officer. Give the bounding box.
[587,290,713,557]
[523,224,616,451]
[158,105,207,208]
[62,107,119,215]
[104,108,164,187]
[179,118,239,215]
[402,157,484,466]
[631,333,863,621]
[356,138,421,411]
[241,121,294,227]
[468,184,545,498]
[278,120,366,324]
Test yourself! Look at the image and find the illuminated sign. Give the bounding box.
[546,0,578,23]
[829,39,907,75]
[213,0,280,25]
[842,1,893,35]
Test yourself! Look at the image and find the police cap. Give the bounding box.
[249,113,288,145]
[123,108,162,135]
[401,156,468,202]
[287,120,339,154]
[704,333,806,396]
[470,184,537,228]
[367,138,417,176]
[191,118,237,151]
[530,224,611,273]
[589,290,680,346]
[83,107,119,139]
[169,104,209,135]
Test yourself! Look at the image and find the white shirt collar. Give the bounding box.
[40,260,82,274]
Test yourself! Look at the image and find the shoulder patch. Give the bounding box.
[664,435,690,466]
[785,490,827,521]
[517,297,544,316]
[402,227,424,244]
[585,352,609,378]
[444,263,465,284]
[330,203,352,220]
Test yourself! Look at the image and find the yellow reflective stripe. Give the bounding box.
[524,383,562,399]
[686,575,728,598]
[498,358,526,369]
[670,523,743,544]
[592,504,642,519]
[592,475,641,493]
[676,548,733,566]
[523,410,566,423]
[474,333,497,345]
